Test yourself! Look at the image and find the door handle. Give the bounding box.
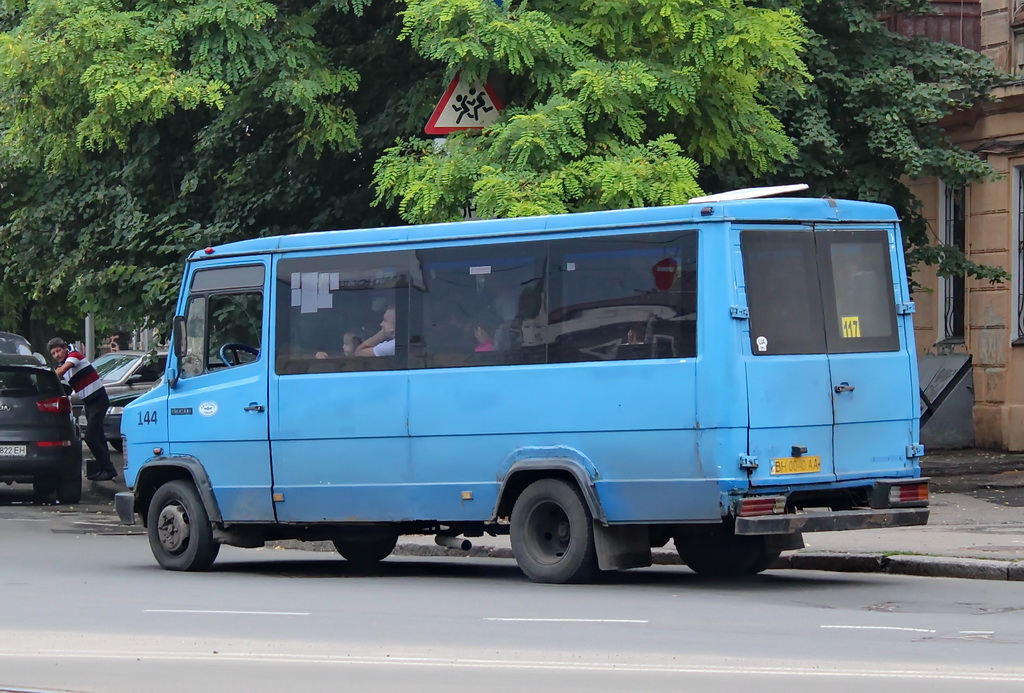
[834,383,855,394]
[244,403,265,413]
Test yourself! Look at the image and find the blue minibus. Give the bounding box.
[116,190,929,583]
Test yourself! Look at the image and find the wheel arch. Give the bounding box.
[493,458,606,524]
[132,456,222,527]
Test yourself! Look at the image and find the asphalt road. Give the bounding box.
[0,494,1022,693]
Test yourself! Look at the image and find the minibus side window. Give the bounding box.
[413,243,547,368]
[207,292,263,367]
[548,231,698,363]
[275,252,412,375]
[742,230,827,356]
[180,292,263,377]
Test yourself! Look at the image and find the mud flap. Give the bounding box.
[770,532,804,552]
[594,524,653,571]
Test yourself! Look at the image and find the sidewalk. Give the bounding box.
[91,449,1024,581]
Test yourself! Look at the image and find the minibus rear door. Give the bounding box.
[740,228,838,486]
[816,227,917,480]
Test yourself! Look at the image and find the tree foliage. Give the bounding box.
[1,0,1003,337]
[705,0,1012,285]
[0,0,417,334]
[374,0,809,222]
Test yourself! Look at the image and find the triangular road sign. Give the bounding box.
[425,72,504,135]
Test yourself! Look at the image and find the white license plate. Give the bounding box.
[0,445,27,457]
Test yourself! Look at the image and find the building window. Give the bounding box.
[1015,2,1024,76]
[940,183,966,342]
[1016,167,1024,342]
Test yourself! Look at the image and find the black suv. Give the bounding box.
[0,354,82,503]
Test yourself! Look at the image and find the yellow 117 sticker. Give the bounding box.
[841,316,861,338]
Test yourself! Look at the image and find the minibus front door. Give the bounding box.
[165,262,275,522]
[739,228,838,487]
[816,227,918,480]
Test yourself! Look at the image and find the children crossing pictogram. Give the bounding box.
[425,72,504,135]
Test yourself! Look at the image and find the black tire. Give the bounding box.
[56,474,82,504]
[332,531,398,567]
[110,438,123,453]
[32,477,56,500]
[147,480,220,571]
[510,478,598,584]
[674,533,780,576]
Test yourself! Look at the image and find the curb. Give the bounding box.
[777,551,1024,581]
[397,544,1024,581]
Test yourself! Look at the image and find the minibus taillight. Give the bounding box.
[737,496,786,516]
[37,441,72,447]
[889,482,929,505]
[36,397,71,414]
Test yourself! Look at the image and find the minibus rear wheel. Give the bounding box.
[147,480,220,571]
[510,478,598,584]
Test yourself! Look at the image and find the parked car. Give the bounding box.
[0,353,82,503]
[0,332,32,355]
[71,350,167,452]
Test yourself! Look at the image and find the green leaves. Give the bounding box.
[0,0,363,171]
[377,0,809,222]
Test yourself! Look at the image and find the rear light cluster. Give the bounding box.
[37,441,72,447]
[889,482,929,505]
[737,495,787,517]
[36,397,71,414]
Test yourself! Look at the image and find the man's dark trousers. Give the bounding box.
[82,390,114,476]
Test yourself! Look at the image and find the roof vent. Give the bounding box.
[688,183,809,205]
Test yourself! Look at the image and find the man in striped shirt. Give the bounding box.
[47,338,117,482]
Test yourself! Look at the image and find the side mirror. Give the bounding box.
[172,315,186,359]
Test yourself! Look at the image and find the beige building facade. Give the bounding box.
[909,1,1024,449]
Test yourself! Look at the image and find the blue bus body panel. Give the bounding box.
[271,370,411,522]
[270,358,705,523]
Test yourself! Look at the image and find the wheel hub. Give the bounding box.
[157,503,190,554]
[528,502,571,563]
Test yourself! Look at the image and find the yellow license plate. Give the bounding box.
[771,456,821,475]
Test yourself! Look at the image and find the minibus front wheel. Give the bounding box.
[510,478,598,584]
[147,480,220,571]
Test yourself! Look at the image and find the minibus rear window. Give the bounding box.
[742,231,826,355]
[742,228,899,356]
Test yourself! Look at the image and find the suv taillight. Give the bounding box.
[37,397,71,414]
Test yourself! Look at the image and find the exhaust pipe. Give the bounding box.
[435,534,472,551]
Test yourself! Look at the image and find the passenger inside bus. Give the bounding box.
[355,305,397,357]
[315,329,364,360]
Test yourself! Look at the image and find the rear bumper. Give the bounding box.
[0,449,81,481]
[735,507,929,535]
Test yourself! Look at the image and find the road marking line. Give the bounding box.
[821,625,936,633]
[484,618,648,623]
[143,609,309,616]
[0,650,1022,681]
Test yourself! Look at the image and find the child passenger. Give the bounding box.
[315,329,364,359]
